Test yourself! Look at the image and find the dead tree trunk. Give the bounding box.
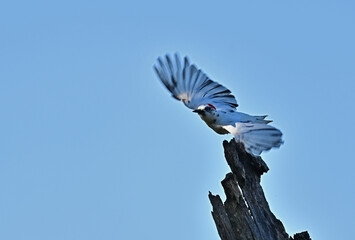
[209,140,311,240]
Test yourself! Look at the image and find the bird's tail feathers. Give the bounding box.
[224,123,283,156]
[254,115,273,124]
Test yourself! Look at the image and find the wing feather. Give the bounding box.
[154,53,238,111]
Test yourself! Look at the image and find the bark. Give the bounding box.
[209,140,311,240]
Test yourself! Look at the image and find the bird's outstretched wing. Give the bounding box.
[154,53,238,111]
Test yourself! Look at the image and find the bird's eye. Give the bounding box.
[205,106,211,111]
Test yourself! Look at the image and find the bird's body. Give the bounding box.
[195,107,269,134]
[154,53,283,156]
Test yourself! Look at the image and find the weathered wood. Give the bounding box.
[209,192,237,240]
[209,140,311,240]
[290,231,311,240]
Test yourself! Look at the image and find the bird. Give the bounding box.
[153,53,283,156]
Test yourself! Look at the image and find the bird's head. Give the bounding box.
[193,104,216,118]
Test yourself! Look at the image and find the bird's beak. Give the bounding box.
[193,109,204,114]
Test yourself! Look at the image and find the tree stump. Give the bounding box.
[209,140,311,240]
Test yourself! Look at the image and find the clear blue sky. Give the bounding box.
[1,1,354,239]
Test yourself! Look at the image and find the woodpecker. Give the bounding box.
[153,53,283,156]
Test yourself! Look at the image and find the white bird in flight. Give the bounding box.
[154,53,283,156]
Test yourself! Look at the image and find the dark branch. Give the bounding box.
[209,140,311,240]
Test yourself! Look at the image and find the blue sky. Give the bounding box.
[1,1,354,239]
